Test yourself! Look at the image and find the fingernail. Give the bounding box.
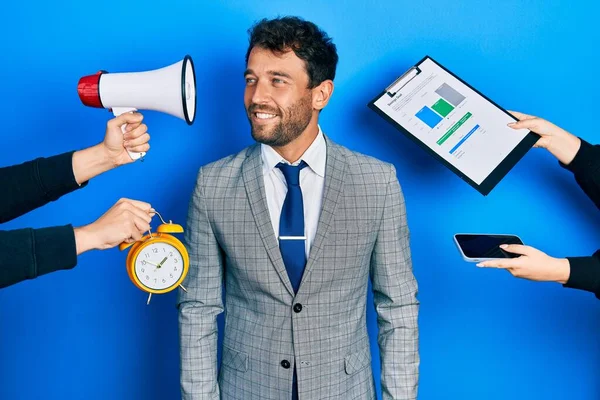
[476,263,483,267]
[150,208,156,212]
[500,244,508,249]
[507,122,516,126]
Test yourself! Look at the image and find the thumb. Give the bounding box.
[508,110,536,121]
[109,112,144,128]
[500,244,534,256]
[507,118,542,132]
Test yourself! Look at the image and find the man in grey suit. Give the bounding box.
[178,16,419,400]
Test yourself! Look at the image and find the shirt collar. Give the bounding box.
[261,126,327,178]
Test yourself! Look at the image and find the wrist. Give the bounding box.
[548,134,581,165]
[98,142,124,168]
[72,144,117,184]
[555,258,571,285]
[74,225,98,255]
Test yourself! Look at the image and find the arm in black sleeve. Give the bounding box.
[560,139,600,209]
[564,250,600,299]
[559,140,600,298]
[0,225,78,289]
[0,151,87,223]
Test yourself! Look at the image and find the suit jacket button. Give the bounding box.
[281,360,291,369]
[293,303,303,313]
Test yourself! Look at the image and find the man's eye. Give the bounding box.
[245,78,256,84]
[273,78,285,84]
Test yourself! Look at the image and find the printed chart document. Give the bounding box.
[368,56,538,195]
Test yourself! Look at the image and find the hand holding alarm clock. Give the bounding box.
[119,211,189,305]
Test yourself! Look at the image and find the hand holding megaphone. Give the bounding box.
[103,112,150,166]
[78,55,196,161]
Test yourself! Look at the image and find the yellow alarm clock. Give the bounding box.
[119,211,189,304]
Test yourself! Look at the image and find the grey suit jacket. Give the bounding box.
[178,136,419,400]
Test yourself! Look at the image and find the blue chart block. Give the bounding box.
[450,124,480,154]
[416,106,443,128]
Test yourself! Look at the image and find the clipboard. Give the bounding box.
[368,56,539,196]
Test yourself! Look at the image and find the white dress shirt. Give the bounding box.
[261,127,326,258]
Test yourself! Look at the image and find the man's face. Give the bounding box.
[244,47,314,147]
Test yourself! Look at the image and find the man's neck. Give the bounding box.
[271,121,320,164]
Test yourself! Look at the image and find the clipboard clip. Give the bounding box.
[386,66,421,97]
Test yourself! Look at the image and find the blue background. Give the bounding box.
[1,1,599,399]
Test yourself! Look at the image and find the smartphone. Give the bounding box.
[454,233,524,262]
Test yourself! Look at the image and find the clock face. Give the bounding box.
[133,242,185,291]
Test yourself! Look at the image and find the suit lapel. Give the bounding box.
[298,137,347,291]
[242,144,295,296]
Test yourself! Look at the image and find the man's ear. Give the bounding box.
[312,80,334,111]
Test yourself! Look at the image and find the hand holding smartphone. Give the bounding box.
[454,234,524,262]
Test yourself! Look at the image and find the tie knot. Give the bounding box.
[276,161,307,186]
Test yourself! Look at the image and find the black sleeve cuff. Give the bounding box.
[34,224,78,278]
[0,225,77,289]
[564,251,600,298]
[560,139,595,175]
[37,151,88,201]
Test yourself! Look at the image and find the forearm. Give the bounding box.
[179,304,222,400]
[564,250,600,299]
[0,225,77,289]
[73,225,101,255]
[375,255,419,399]
[377,301,419,400]
[547,132,581,165]
[561,139,600,209]
[178,268,223,399]
[72,143,117,185]
[0,152,85,223]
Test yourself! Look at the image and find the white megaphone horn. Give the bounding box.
[77,55,196,160]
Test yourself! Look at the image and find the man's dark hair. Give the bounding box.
[245,16,338,89]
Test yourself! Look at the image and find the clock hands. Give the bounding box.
[157,257,168,268]
[144,257,168,270]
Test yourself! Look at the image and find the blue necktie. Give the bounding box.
[276,161,307,400]
[277,161,308,293]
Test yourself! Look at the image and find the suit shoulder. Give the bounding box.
[196,145,255,179]
[334,143,395,178]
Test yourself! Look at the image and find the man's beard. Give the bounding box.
[248,95,313,147]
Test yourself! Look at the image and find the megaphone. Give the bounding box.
[77,55,196,160]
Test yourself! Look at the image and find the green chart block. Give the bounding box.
[431,98,454,117]
[437,112,472,145]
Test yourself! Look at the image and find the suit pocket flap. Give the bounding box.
[222,346,248,372]
[344,348,371,375]
[328,221,377,243]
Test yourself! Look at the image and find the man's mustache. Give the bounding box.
[247,104,279,115]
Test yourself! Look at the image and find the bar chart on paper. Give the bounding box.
[414,83,466,129]
[394,77,505,182]
[436,83,466,107]
[370,56,534,191]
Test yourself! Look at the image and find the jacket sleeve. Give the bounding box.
[371,164,419,400]
[177,167,224,400]
[0,224,78,289]
[564,250,600,299]
[560,140,600,298]
[560,139,600,209]
[0,151,87,223]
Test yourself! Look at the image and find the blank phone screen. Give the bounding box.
[455,234,524,258]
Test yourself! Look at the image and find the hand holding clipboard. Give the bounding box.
[368,56,539,195]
